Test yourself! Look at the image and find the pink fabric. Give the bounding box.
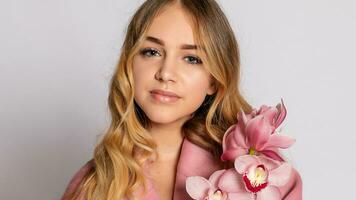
[61,138,302,199]
[61,159,94,200]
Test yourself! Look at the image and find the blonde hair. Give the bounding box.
[66,0,252,199]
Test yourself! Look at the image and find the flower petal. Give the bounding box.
[258,106,278,126]
[221,147,248,161]
[273,98,287,129]
[256,186,281,200]
[234,124,249,148]
[208,169,226,188]
[228,192,254,200]
[257,105,271,114]
[239,107,249,125]
[257,155,282,170]
[185,176,211,199]
[245,115,273,150]
[221,123,249,161]
[263,134,295,149]
[218,168,246,192]
[268,163,292,187]
[222,124,238,152]
[234,155,259,174]
[260,150,285,162]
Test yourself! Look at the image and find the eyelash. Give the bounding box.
[139,48,203,65]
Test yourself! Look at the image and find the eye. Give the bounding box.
[139,48,161,57]
[184,55,203,65]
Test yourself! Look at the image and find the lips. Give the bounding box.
[150,89,181,98]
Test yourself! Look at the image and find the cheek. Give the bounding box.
[132,57,156,94]
[132,60,150,114]
[181,71,212,109]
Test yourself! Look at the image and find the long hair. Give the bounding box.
[67,0,253,199]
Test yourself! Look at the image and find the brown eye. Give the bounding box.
[184,56,203,65]
[140,48,161,57]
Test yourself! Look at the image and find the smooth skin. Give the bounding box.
[132,2,216,200]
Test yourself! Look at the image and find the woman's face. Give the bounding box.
[132,3,215,126]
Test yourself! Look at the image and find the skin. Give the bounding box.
[132,2,216,199]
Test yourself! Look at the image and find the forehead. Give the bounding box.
[145,4,196,48]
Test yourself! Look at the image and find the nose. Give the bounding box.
[154,54,177,83]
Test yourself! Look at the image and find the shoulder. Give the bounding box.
[278,166,303,200]
[61,159,95,200]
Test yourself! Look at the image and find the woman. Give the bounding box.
[61,0,302,199]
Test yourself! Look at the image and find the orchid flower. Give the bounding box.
[186,169,228,200]
[233,155,292,200]
[221,99,295,161]
[186,155,293,200]
[186,169,250,200]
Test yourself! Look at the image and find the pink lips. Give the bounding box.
[150,89,181,103]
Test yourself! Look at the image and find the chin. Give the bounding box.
[145,111,183,125]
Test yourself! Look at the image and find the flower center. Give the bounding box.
[243,164,268,193]
[249,148,256,155]
[210,189,226,200]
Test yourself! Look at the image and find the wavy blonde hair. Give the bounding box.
[66,0,253,199]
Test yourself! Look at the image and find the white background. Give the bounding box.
[1,0,355,199]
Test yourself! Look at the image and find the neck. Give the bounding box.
[150,127,184,159]
[148,119,187,162]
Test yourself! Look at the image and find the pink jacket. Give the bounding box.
[61,138,302,199]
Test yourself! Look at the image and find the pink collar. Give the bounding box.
[134,137,221,200]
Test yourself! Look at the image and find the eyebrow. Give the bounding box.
[145,36,198,50]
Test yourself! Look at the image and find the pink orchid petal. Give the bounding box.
[208,169,226,188]
[239,107,248,125]
[222,124,238,152]
[257,155,281,170]
[185,176,211,199]
[257,105,280,130]
[245,115,273,150]
[237,108,249,144]
[218,168,246,192]
[221,147,248,161]
[273,98,287,129]
[234,155,259,174]
[256,186,281,200]
[257,105,270,114]
[263,134,295,149]
[250,109,258,118]
[260,107,278,127]
[228,192,253,200]
[268,163,292,187]
[239,108,256,130]
[260,150,285,162]
[234,125,248,148]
